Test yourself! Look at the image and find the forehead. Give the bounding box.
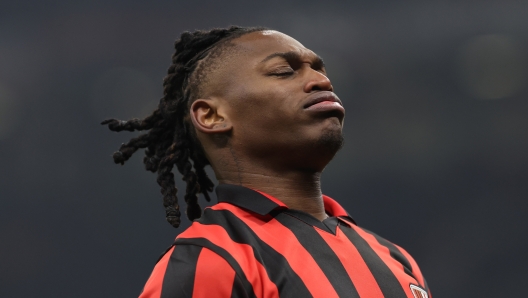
[230,30,316,61]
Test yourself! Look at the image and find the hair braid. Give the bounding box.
[156,141,182,228]
[188,133,214,202]
[173,123,202,220]
[101,109,163,132]
[102,26,267,228]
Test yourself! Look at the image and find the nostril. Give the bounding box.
[304,72,334,92]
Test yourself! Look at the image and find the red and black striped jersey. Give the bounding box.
[140,184,431,298]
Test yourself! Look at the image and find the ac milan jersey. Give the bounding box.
[139,184,431,298]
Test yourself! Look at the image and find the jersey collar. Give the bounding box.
[215,183,356,224]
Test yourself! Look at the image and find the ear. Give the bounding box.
[190,99,232,134]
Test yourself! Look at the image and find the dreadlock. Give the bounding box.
[101,26,266,228]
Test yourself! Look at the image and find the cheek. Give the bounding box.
[229,87,296,128]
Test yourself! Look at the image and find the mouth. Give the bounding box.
[303,91,345,117]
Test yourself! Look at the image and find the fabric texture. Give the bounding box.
[139,184,431,298]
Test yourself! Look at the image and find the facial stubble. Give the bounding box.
[317,128,345,155]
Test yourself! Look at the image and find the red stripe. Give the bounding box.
[397,245,426,288]
[211,203,340,298]
[192,247,236,298]
[322,195,349,217]
[351,225,416,297]
[316,227,384,297]
[178,221,278,298]
[139,246,175,298]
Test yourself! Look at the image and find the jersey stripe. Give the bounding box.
[139,246,175,298]
[178,221,279,298]
[161,245,203,298]
[175,237,257,298]
[350,225,423,298]
[231,273,251,298]
[192,247,236,298]
[340,224,408,298]
[141,185,430,297]
[198,207,312,297]
[365,230,419,281]
[396,245,426,287]
[212,203,339,298]
[316,226,385,298]
[399,248,432,297]
[274,212,361,298]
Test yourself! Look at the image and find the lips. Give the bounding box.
[303,91,343,108]
[303,91,345,116]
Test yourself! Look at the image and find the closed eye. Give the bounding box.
[269,67,295,77]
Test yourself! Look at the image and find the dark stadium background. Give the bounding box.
[1,0,527,297]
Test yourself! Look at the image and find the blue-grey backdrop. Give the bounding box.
[1,0,527,297]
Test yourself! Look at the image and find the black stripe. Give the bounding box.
[364,229,418,280]
[231,271,252,298]
[174,238,257,298]
[161,244,203,298]
[274,213,361,298]
[155,244,177,265]
[340,225,408,298]
[196,208,313,297]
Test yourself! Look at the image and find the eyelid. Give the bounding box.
[269,65,294,73]
[265,59,326,76]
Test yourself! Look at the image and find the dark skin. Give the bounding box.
[190,31,345,221]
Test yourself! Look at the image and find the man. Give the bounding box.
[103,26,431,298]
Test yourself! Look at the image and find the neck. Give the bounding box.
[217,168,328,221]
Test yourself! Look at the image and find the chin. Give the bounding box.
[316,129,344,155]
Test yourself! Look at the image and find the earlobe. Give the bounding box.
[190,99,232,134]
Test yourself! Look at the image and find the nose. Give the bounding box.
[303,69,333,93]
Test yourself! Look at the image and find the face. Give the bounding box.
[201,30,345,171]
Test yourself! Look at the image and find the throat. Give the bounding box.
[219,170,327,221]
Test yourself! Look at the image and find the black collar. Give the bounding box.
[215,183,356,225]
[216,183,285,215]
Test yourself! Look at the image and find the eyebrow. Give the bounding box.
[259,51,325,69]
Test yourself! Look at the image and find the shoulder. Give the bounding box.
[353,225,431,295]
[139,204,261,298]
[174,202,266,272]
[140,242,251,298]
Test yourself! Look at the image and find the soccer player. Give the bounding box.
[102,26,431,298]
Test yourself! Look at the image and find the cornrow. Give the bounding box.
[102,26,266,228]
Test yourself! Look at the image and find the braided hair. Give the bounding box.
[101,26,266,228]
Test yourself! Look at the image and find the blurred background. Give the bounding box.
[1,0,527,297]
